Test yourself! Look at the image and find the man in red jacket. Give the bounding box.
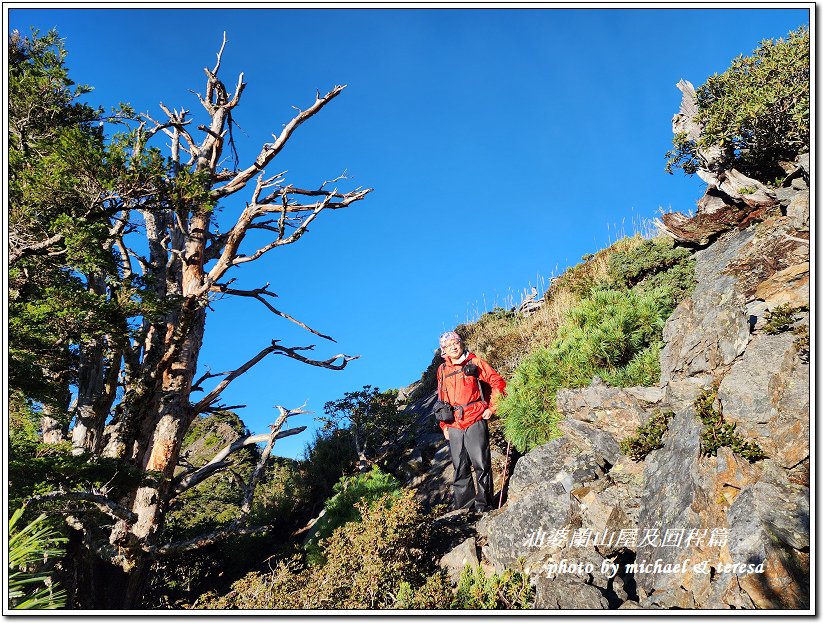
[437,331,506,512]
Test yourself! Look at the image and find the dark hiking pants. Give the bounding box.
[447,419,493,511]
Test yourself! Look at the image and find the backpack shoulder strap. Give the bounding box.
[437,363,448,404]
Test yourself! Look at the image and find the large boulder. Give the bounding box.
[717,325,810,469]
[634,408,718,602]
[727,460,810,609]
[476,433,617,570]
[438,536,480,585]
[556,378,663,443]
[659,228,754,386]
[726,468,810,609]
[533,575,611,609]
[529,545,630,609]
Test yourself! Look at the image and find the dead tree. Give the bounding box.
[27,35,371,607]
[657,80,779,245]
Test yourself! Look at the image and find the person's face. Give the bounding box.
[441,338,462,361]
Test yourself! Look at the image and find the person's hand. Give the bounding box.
[443,428,450,441]
[482,408,493,420]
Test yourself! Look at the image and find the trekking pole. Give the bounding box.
[498,440,512,509]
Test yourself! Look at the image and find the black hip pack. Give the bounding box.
[433,399,455,424]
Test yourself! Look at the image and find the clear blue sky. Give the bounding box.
[7,5,810,458]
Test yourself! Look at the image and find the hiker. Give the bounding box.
[435,331,506,512]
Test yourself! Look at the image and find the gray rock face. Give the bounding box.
[660,278,750,383]
[722,219,810,302]
[659,228,754,386]
[727,473,810,609]
[717,330,809,469]
[530,546,629,609]
[694,226,756,284]
[477,434,614,570]
[439,536,479,585]
[774,185,797,205]
[533,575,610,609]
[634,408,707,595]
[661,374,714,413]
[478,480,573,570]
[556,378,659,441]
[786,190,810,229]
[506,437,606,499]
[558,419,621,466]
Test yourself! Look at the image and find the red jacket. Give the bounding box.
[437,352,506,431]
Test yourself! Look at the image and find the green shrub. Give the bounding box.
[695,390,766,461]
[605,342,662,388]
[619,410,675,461]
[764,303,807,335]
[666,26,810,181]
[249,458,306,526]
[451,563,535,609]
[607,236,696,304]
[319,385,414,475]
[566,288,670,370]
[304,466,402,564]
[498,287,674,453]
[8,507,67,609]
[497,347,572,453]
[395,572,454,609]
[299,427,359,503]
[202,491,445,609]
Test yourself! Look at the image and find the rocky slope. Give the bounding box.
[399,153,810,609]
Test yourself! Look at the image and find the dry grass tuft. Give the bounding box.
[461,235,647,380]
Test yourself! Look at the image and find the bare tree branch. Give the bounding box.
[272,341,360,370]
[253,187,373,215]
[191,343,281,415]
[27,491,138,523]
[239,406,292,517]
[205,404,247,413]
[172,424,307,496]
[226,189,351,270]
[210,85,348,200]
[191,368,230,392]
[192,340,357,416]
[211,32,228,80]
[209,282,336,342]
[9,232,65,266]
[151,525,269,556]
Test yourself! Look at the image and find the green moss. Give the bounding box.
[451,561,534,609]
[764,303,807,335]
[619,410,674,461]
[695,390,766,461]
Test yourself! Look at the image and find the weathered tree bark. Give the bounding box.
[672,79,724,186]
[40,376,71,444]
